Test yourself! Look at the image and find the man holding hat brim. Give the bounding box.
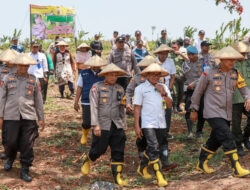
[81,64,128,186]
[53,41,76,98]
[75,43,91,72]
[10,37,25,53]
[182,46,205,138]
[90,34,103,57]
[231,41,250,156]
[0,53,44,182]
[131,30,149,50]
[0,49,19,160]
[199,41,216,71]
[74,55,106,145]
[194,30,205,53]
[190,46,250,177]
[134,63,172,187]
[28,41,48,104]
[107,36,139,90]
[133,40,150,63]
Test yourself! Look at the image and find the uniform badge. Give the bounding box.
[8,77,15,81]
[102,98,107,103]
[92,86,97,91]
[140,77,145,81]
[213,73,220,77]
[27,90,32,95]
[101,87,107,90]
[237,72,247,89]
[215,86,221,91]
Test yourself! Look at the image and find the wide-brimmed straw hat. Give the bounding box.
[56,41,69,47]
[98,63,128,77]
[140,63,169,77]
[9,53,38,65]
[233,41,249,53]
[77,43,91,50]
[0,49,20,62]
[84,55,107,67]
[154,44,173,54]
[137,55,162,67]
[214,46,244,60]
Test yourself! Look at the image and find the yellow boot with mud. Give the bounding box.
[196,146,215,174]
[81,128,90,145]
[137,152,152,179]
[225,149,250,177]
[111,162,128,186]
[150,159,168,187]
[81,155,92,175]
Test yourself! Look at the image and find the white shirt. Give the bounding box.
[194,38,204,53]
[133,80,172,129]
[180,46,187,54]
[157,58,176,87]
[28,52,48,78]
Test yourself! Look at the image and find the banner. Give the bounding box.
[30,4,76,40]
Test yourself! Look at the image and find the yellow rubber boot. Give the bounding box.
[111,162,128,186]
[225,150,250,177]
[196,146,215,174]
[150,159,168,187]
[81,128,90,145]
[137,152,152,179]
[81,155,92,175]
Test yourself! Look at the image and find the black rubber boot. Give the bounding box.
[243,137,250,150]
[20,166,32,182]
[137,152,152,179]
[161,154,178,171]
[111,162,127,186]
[186,119,193,138]
[196,146,215,174]
[4,158,14,171]
[236,143,245,157]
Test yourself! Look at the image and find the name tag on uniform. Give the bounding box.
[162,100,167,109]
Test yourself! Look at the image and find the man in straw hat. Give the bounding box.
[74,55,106,145]
[190,46,250,177]
[0,49,19,160]
[107,36,139,90]
[53,41,76,98]
[0,53,44,182]
[134,63,172,187]
[81,64,128,186]
[231,41,250,156]
[75,43,91,72]
[182,46,205,139]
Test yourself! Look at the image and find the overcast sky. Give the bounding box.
[0,0,249,41]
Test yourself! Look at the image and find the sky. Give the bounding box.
[0,0,249,41]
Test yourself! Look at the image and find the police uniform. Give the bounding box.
[182,48,205,137]
[190,46,250,177]
[108,45,139,90]
[81,64,128,186]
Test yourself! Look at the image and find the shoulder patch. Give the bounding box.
[237,72,247,89]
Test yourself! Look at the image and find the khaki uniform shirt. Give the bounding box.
[107,47,139,76]
[0,65,17,83]
[190,67,250,121]
[126,74,146,104]
[0,73,44,121]
[90,81,126,131]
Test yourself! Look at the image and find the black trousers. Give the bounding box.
[89,122,126,162]
[205,118,236,152]
[185,90,205,133]
[142,128,168,161]
[136,117,147,152]
[232,103,250,145]
[165,108,172,133]
[39,78,46,103]
[116,77,131,91]
[4,119,38,167]
[81,105,91,129]
[59,81,74,94]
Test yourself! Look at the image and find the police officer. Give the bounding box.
[74,55,106,145]
[81,64,128,186]
[0,53,44,182]
[232,41,250,156]
[0,49,19,160]
[90,34,103,57]
[182,46,204,138]
[107,36,139,90]
[190,46,250,177]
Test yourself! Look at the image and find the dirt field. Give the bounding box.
[0,83,249,190]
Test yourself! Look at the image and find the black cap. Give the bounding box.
[135,30,141,35]
[31,41,40,47]
[199,30,205,35]
[125,34,130,38]
[201,41,211,47]
[115,36,125,43]
[161,29,167,34]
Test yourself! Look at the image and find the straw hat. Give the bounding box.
[98,63,128,77]
[84,55,107,67]
[137,55,162,67]
[140,63,169,77]
[0,49,19,62]
[56,41,69,47]
[154,44,173,54]
[9,53,38,65]
[233,41,249,53]
[214,46,244,60]
[77,43,91,50]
